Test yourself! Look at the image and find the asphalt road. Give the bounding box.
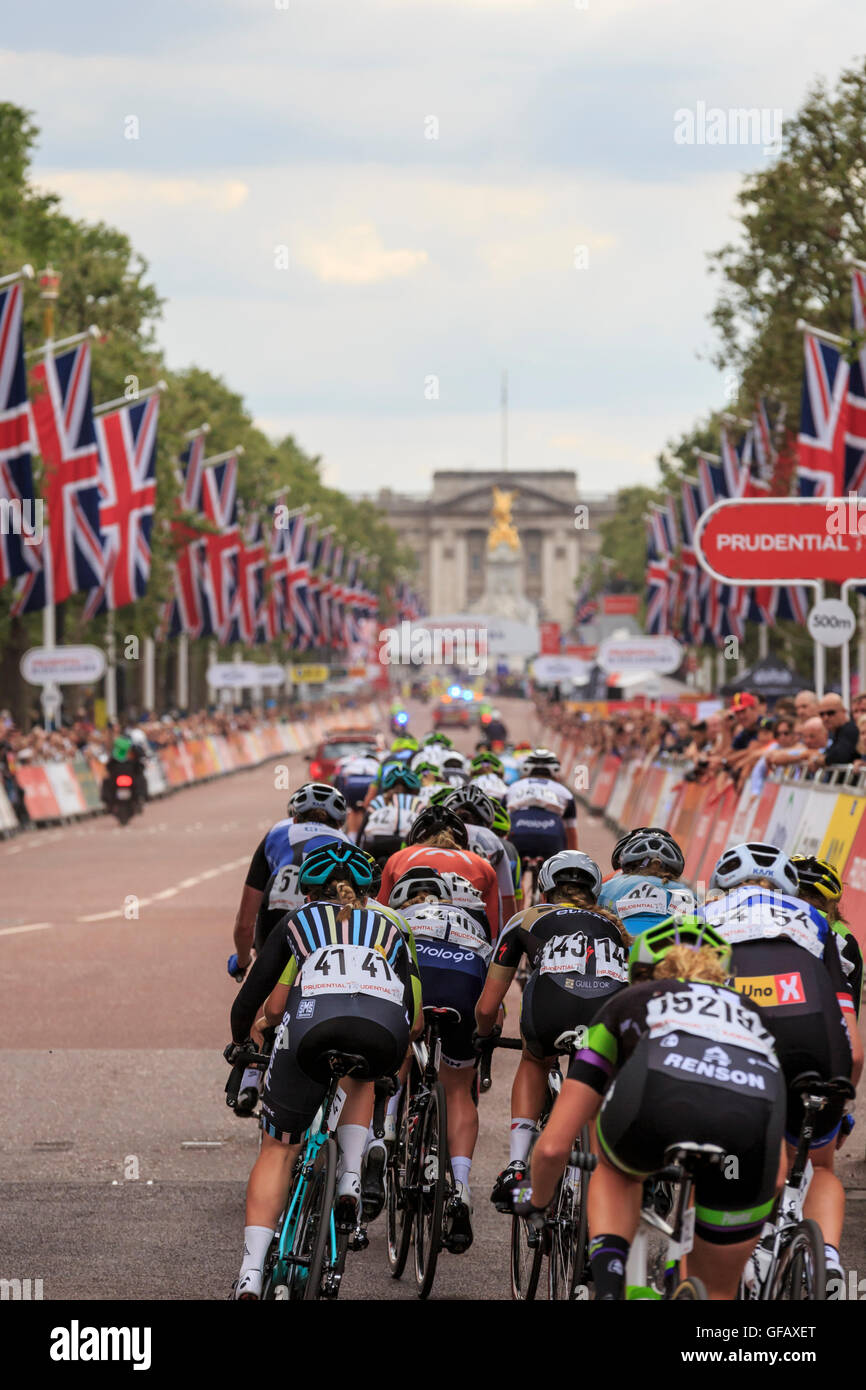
[2,697,866,1302]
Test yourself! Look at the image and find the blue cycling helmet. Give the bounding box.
[298,843,377,894]
[382,765,421,794]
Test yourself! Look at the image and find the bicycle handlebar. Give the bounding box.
[479,1035,522,1093]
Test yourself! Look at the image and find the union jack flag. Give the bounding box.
[200,455,239,641]
[83,394,159,617]
[226,516,265,645]
[164,433,208,638]
[845,269,866,495]
[285,511,313,649]
[13,342,103,613]
[312,529,334,647]
[645,509,671,636]
[0,284,39,587]
[797,331,849,497]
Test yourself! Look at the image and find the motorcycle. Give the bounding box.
[390,710,410,735]
[103,764,144,825]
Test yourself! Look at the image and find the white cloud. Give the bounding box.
[296,224,428,284]
[36,171,249,214]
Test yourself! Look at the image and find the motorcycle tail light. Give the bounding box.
[116,774,133,787]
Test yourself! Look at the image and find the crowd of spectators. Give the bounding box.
[540,685,866,795]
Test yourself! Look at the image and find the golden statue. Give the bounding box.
[487,486,520,551]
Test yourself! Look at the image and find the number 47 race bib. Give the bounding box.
[301,944,404,1008]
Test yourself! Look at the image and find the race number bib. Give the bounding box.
[540,933,627,981]
[704,894,823,959]
[301,944,404,1007]
[366,804,399,837]
[269,863,302,912]
[409,906,492,961]
[612,882,669,920]
[646,986,776,1059]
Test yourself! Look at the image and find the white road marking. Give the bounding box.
[0,922,54,937]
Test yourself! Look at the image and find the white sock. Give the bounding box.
[240,1066,260,1093]
[825,1244,842,1271]
[509,1118,536,1165]
[451,1156,472,1187]
[337,1123,368,1178]
[239,1225,274,1277]
[386,1088,402,1116]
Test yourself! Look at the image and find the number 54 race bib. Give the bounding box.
[301,944,404,1007]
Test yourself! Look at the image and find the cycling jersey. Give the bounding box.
[401,900,492,1066]
[505,777,576,859]
[569,977,785,1243]
[232,899,421,1043]
[471,772,508,800]
[596,873,695,935]
[360,793,419,844]
[333,754,380,806]
[704,887,855,1145]
[414,780,451,810]
[829,917,864,1019]
[245,818,352,894]
[465,824,514,906]
[380,845,500,937]
[495,904,629,1059]
[235,901,419,1145]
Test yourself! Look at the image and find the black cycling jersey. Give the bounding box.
[232,900,420,1043]
[494,904,627,988]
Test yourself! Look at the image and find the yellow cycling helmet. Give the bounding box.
[791,854,842,902]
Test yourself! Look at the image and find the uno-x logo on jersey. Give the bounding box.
[733,972,805,1007]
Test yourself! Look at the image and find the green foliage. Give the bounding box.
[0,103,410,684]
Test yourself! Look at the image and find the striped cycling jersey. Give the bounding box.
[361,792,419,842]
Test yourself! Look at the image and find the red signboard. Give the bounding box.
[694,497,866,585]
[565,644,597,659]
[602,594,640,615]
[539,622,561,655]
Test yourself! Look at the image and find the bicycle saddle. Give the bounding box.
[790,1070,856,1101]
[323,1049,373,1078]
[423,1005,462,1023]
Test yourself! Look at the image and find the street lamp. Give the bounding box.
[38,263,62,342]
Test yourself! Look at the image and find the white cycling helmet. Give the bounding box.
[538,851,602,899]
[288,782,348,825]
[389,868,452,910]
[710,842,798,895]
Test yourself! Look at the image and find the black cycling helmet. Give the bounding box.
[611,826,653,871]
[618,828,685,878]
[288,782,348,825]
[406,804,469,849]
[388,868,452,910]
[443,785,496,828]
[298,843,377,894]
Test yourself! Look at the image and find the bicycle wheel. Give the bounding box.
[511,1213,545,1301]
[413,1083,448,1299]
[768,1219,826,1301]
[548,1135,590,1300]
[673,1277,708,1300]
[288,1137,337,1301]
[386,1088,414,1278]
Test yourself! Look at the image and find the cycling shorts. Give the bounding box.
[520,971,621,1060]
[594,1033,785,1245]
[508,810,566,861]
[261,990,409,1144]
[414,939,487,1067]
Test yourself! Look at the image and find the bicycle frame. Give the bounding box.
[272,1074,343,1295]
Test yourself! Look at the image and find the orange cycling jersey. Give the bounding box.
[379,845,500,938]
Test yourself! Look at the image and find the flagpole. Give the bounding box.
[143,636,155,714]
[105,612,117,722]
[794,319,849,349]
[177,634,188,711]
[93,380,167,416]
[24,324,101,361]
[0,264,34,288]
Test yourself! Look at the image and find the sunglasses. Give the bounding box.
[819,710,838,718]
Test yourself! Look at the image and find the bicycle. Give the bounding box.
[386,1005,466,1298]
[226,1043,376,1300]
[740,1070,856,1302]
[625,1141,726,1300]
[485,1030,594,1301]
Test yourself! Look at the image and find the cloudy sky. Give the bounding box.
[3,1,862,498]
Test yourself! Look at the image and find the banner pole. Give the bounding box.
[814,582,825,698]
[177,634,188,711]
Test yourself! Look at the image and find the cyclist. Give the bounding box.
[490,797,522,908]
[411,755,453,810]
[511,917,786,1301]
[443,785,516,925]
[230,783,351,981]
[439,750,471,788]
[469,750,509,801]
[703,842,863,1297]
[504,751,579,881]
[389,867,495,1251]
[475,852,630,1202]
[333,746,381,813]
[358,766,421,867]
[596,827,695,933]
[791,854,863,1019]
[379,804,501,940]
[229,843,421,1299]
